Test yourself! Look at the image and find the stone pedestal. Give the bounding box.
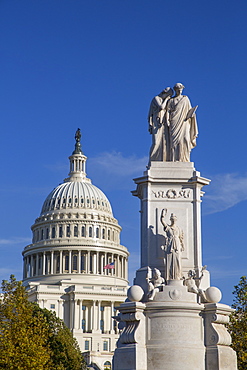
[112,302,147,370]
[132,162,210,287]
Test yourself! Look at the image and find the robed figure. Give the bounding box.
[160,209,184,281]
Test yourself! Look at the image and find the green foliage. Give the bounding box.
[0,275,87,370]
[229,276,247,370]
[0,275,51,369]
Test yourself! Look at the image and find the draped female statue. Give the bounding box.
[148,87,173,161]
[160,209,184,281]
[166,83,198,162]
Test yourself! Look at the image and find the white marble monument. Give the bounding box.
[113,84,238,370]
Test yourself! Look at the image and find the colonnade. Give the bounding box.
[32,223,120,244]
[23,250,128,279]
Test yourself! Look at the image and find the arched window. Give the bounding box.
[89,226,92,237]
[74,225,78,237]
[81,226,85,237]
[104,361,111,369]
[96,227,99,238]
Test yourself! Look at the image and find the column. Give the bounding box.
[117,255,120,277]
[125,257,128,280]
[30,255,34,277]
[92,253,96,274]
[59,250,63,273]
[104,253,107,275]
[101,254,104,275]
[42,252,46,275]
[96,251,99,274]
[111,301,115,333]
[85,305,89,332]
[70,299,74,329]
[111,253,114,276]
[78,250,81,273]
[36,253,39,276]
[69,250,72,273]
[79,299,82,330]
[98,301,101,331]
[87,251,90,273]
[121,256,124,278]
[51,251,54,274]
[92,301,96,331]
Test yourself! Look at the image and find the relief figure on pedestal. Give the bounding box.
[183,268,207,302]
[160,209,184,280]
[148,87,173,161]
[166,83,198,162]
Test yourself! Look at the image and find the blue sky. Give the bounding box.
[1,0,247,305]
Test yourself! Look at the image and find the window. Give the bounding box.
[82,305,86,310]
[56,256,60,273]
[52,227,55,238]
[102,229,105,239]
[73,255,77,271]
[89,227,92,237]
[85,340,89,351]
[74,225,78,237]
[81,319,86,331]
[36,230,39,241]
[66,225,70,237]
[103,341,108,351]
[50,304,55,309]
[65,255,69,271]
[104,361,111,370]
[46,228,49,239]
[41,229,44,240]
[100,319,104,332]
[81,226,85,237]
[96,227,99,238]
[100,306,104,311]
[108,230,110,240]
[59,226,63,238]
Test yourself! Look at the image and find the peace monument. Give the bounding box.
[113,84,238,370]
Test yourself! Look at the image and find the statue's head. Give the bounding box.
[188,270,196,278]
[170,213,177,223]
[161,87,173,97]
[153,268,161,277]
[173,82,185,91]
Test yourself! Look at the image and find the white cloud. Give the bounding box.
[89,152,148,177]
[203,173,247,214]
[0,237,31,245]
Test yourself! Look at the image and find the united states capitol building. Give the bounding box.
[22,130,129,370]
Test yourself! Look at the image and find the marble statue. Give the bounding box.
[160,209,184,280]
[146,268,165,300]
[183,268,207,302]
[148,87,173,161]
[148,83,198,162]
[166,83,198,162]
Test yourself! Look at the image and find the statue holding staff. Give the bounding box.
[160,209,184,281]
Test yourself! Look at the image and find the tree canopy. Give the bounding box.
[0,275,87,370]
[229,276,247,370]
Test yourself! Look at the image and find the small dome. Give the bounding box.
[41,181,112,215]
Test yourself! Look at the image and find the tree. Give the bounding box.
[229,276,247,370]
[0,275,87,370]
[0,275,51,369]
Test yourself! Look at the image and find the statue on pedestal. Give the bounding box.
[160,209,184,281]
[148,83,198,162]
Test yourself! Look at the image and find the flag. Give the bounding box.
[104,262,115,269]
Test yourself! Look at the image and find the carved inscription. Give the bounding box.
[152,189,190,199]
